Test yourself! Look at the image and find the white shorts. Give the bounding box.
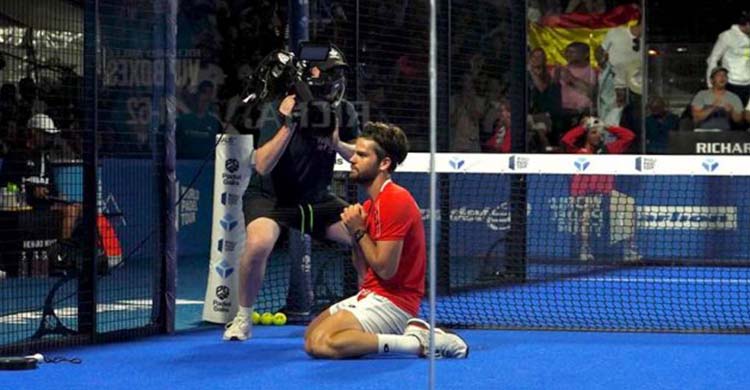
[328,291,411,334]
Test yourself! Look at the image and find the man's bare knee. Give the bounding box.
[304,337,316,357]
[309,333,351,359]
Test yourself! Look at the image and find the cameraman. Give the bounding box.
[224,46,360,341]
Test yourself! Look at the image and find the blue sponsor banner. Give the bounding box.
[175,160,214,258]
[393,171,750,263]
[50,159,214,261]
[11,157,750,265]
[528,175,749,261]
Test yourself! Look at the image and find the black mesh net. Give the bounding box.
[0,1,169,354]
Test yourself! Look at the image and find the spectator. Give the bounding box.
[528,48,563,145]
[554,42,597,132]
[176,80,223,158]
[0,115,81,259]
[691,67,744,131]
[595,45,622,126]
[564,0,606,14]
[561,117,639,263]
[645,96,678,154]
[482,99,511,153]
[706,11,750,107]
[602,16,642,134]
[481,98,553,153]
[450,72,485,152]
[528,0,562,20]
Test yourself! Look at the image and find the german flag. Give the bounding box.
[528,4,641,67]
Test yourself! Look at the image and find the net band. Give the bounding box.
[335,153,750,176]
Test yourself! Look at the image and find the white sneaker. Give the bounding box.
[0,270,6,280]
[223,316,251,341]
[579,248,594,262]
[403,318,469,359]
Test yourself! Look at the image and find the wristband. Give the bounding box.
[353,229,366,243]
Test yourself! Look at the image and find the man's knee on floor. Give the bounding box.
[305,333,346,359]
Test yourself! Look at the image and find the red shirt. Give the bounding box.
[482,124,511,153]
[561,125,635,196]
[359,181,426,316]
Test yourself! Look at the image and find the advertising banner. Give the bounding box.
[202,134,253,324]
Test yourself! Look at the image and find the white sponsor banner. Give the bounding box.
[549,195,737,233]
[637,206,737,230]
[202,134,254,324]
[333,153,750,176]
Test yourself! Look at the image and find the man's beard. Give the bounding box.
[349,166,378,184]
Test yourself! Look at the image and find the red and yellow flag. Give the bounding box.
[528,4,641,67]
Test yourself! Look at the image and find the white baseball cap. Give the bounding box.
[583,116,606,131]
[27,113,59,134]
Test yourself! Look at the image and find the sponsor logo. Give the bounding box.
[218,136,236,145]
[638,206,737,230]
[508,155,529,170]
[215,285,230,300]
[419,203,521,231]
[215,260,234,278]
[635,157,656,172]
[449,157,465,170]
[702,158,719,172]
[225,158,240,173]
[696,142,750,154]
[220,214,238,231]
[221,192,240,206]
[217,239,237,252]
[222,158,242,185]
[176,180,200,229]
[212,298,231,313]
[574,158,590,172]
[549,195,737,233]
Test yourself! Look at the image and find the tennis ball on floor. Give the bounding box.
[251,311,260,325]
[272,312,287,326]
[260,312,274,325]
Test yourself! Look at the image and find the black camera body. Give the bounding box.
[241,43,349,137]
[242,43,346,109]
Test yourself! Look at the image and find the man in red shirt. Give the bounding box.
[304,122,468,359]
[561,117,640,263]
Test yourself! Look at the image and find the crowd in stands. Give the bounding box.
[2,0,748,159]
[458,1,750,154]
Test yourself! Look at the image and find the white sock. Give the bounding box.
[377,334,422,355]
[237,306,253,319]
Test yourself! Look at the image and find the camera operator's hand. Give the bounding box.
[321,116,341,148]
[279,94,297,118]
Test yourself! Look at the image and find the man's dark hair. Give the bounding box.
[361,121,409,172]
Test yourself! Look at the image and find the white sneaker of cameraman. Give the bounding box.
[223,315,251,341]
[403,318,469,358]
[0,269,6,280]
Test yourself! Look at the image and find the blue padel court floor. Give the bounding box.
[4,259,750,389]
[4,325,749,390]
